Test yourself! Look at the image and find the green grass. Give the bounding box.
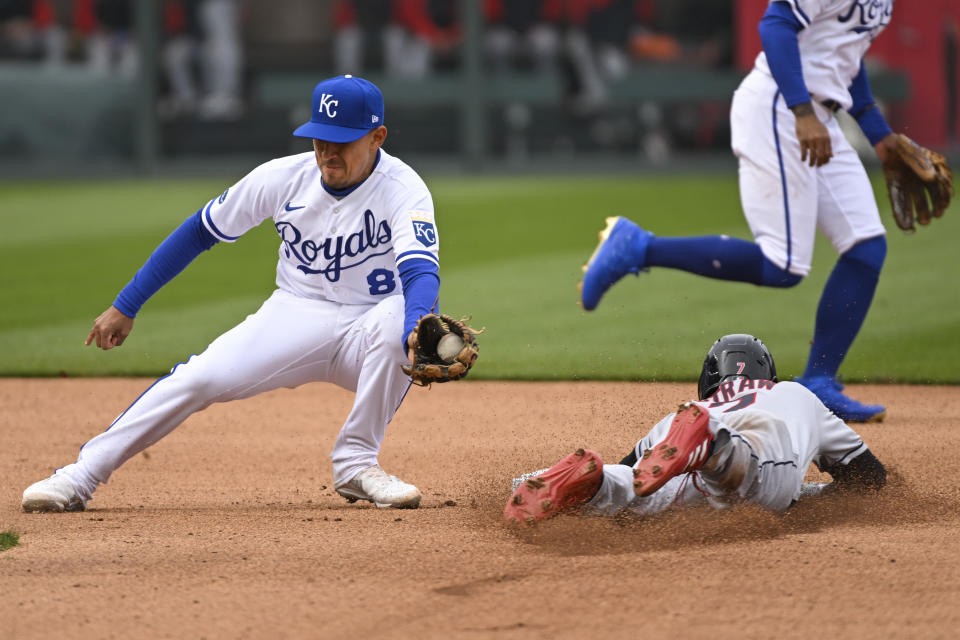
[0,531,19,552]
[1,175,957,382]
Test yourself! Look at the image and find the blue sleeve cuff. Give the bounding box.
[113,210,219,317]
[759,1,810,107]
[854,107,893,146]
[398,258,440,351]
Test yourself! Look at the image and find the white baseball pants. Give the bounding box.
[57,289,410,501]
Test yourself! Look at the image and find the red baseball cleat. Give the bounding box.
[503,448,604,526]
[633,402,714,497]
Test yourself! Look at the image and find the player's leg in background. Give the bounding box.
[50,290,343,505]
[327,294,411,487]
[794,127,887,422]
[161,33,199,116]
[197,0,244,120]
[655,71,818,287]
[728,84,823,283]
[578,215,804,309]
[579,72,806,311]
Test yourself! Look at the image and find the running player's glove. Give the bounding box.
[402,313,481,386]
[882,134,953,232]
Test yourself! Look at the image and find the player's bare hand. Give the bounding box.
[406,332,416,365]
[873,132,899,164]
[792,103,832,167]
[85,305,134,350]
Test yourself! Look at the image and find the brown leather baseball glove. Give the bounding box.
[402,314,480,386]
[882,133,953,232]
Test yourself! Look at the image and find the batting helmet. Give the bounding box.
[697,334,778,400]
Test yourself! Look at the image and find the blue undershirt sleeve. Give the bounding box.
[113,210,219,317]
[759,2,810,107]
[398,258,441,351]
[847,61,893,146]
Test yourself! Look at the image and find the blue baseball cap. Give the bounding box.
[293,75,384,143]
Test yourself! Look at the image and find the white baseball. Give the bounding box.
[437,334,465,363]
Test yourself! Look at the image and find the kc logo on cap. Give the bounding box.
[318,94,339,119]
[293,75,385,144]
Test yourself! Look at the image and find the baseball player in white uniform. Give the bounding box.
[580,1,899,423]
[23,75,442,512]
[504,334,887,525]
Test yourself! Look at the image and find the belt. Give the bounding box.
[821,99,841,112]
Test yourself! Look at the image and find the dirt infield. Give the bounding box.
[2,379,958,639]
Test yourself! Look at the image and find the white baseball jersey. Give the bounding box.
[754,0,893,109]
[201,149,439,304]
[730,1,891,275]
[642,379,866,475]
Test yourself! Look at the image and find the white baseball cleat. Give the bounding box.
[22,475,85,513]
[335,466,422,509]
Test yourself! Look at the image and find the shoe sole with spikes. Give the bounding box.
[503,448,604,526]
[633,402,714,497]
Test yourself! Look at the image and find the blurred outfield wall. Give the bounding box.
[0,0,935,178]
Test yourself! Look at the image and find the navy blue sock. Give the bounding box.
[645,235,801,287]
[803,236,887,378]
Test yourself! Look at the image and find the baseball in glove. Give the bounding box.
[402,314,481,386]
[882,133,953,232]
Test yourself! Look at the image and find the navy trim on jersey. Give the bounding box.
[772,90,794,271]
[759,459,799,469]
[782,0,810,28]
[204,199,241,241]
[835,441,866,465]
[728,431,799,470]
[321,149,382,198]
[396,249,439,266]
[728,432,760,463]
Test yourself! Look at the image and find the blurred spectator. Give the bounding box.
[402,0,460,72]
[624,1,734,156]
[555,0,629,111]
[582,0,633,79]
[73,0,137,76]
[552,1,732,111]
[333,0,460,78]
[160,0,244,120]
[0,0,65,64]
[333,0,408,76]
[483,0,560,73]
[629,1,732,68]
